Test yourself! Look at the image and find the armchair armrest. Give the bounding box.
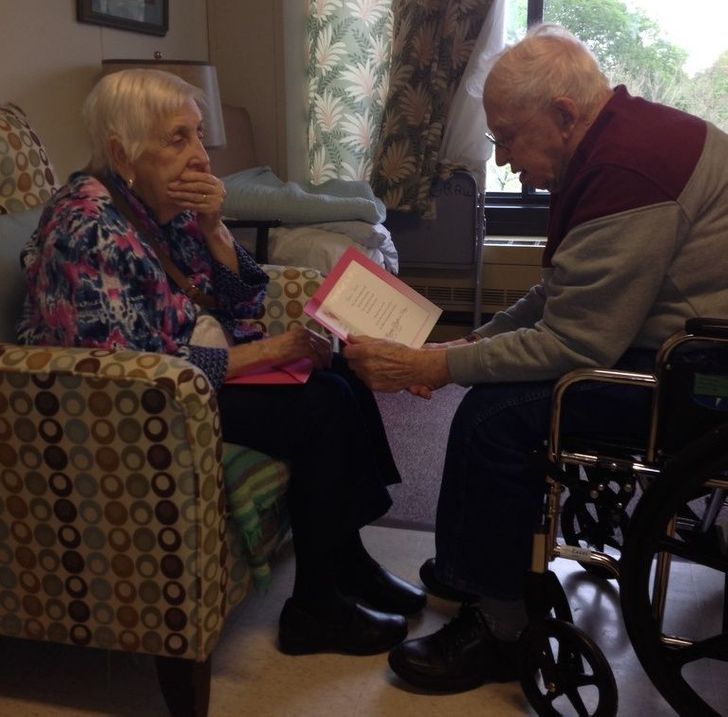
[0,341,217,412]
[257,264,329,337]
[0,341,234,661]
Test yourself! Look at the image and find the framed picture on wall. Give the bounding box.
[77,0,169,37]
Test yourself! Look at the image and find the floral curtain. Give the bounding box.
[369,0,494,213]
[306,0,394,184]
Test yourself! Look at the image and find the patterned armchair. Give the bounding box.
[0,103,326,717]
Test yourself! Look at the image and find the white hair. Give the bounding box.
[485,24,610,114]
[82,68,205,173]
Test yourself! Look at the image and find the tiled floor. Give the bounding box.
[0,525,725,716]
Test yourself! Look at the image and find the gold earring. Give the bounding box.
[127,177,134,190]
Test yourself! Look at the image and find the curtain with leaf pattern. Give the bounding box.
[306,0,394,184]
[369,0,493,213]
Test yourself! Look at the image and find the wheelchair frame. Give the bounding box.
[521,319,728,716]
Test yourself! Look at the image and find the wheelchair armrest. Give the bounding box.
[685,317,728,340]
[548,367,657,463]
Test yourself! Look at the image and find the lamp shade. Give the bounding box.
[101,59,227,149]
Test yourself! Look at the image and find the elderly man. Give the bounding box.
[343,23,728,692]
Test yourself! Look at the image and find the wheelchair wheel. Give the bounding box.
[561,466,635,579]
[520,618,618,716]
[620,423,728,717]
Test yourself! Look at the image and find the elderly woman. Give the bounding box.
[16,68,424,656]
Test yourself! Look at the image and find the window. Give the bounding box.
[486,0,728,235]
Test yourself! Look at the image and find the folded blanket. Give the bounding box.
[222,167,387,224]
[267,225,399,275]
[301,221,392,249]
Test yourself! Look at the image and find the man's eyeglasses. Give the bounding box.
[484,108,542,154]
[484,131,511,152]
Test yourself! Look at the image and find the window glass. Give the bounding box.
[486,0,728,195]
[485,0,529,194]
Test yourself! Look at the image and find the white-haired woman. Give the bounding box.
[18,68,425,656]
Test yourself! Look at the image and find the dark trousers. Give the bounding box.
[216,354,399,561]
[435,350,656,601]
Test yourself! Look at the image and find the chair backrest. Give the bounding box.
[0,102,58,343]
[0,102,60,215]
[0,207,42,342]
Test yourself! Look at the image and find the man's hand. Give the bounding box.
[343,335,450,393]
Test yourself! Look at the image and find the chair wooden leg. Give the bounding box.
[155,655,211,717]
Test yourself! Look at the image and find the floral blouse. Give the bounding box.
[16,171,269,390]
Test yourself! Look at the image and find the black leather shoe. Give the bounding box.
[337,561,427,615]
[419,558,478,603]
[278,598,408,656]
[388,604,520,692]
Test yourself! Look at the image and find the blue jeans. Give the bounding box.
[434,350,656,601]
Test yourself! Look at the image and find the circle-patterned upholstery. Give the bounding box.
[0,103,60,215]
[0,345,249,659]
[258,265,329,336]
[0,264,323,662]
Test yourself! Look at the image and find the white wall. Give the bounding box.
[207,0,307,182]
[207,0,285,176]
[0,0,209,180]
[1,1,304,183]
[282,1,308,183]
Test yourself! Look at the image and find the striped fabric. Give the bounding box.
[222,443,291,590]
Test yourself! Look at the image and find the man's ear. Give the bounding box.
[551,96,580,136]
[108,135,133,180]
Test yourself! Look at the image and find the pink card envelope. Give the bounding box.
[225,358,313,385]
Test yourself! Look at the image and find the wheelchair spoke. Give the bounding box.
[575,507,598,535]
[563,686,590,716]
[561,469,634,579]
[572,672,601,688]
[520,619,617,717]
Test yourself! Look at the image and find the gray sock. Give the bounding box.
[479,595,528,642]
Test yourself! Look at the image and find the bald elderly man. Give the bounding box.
[344,23,728,692]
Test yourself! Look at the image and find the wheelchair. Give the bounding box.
[518,318,728,716]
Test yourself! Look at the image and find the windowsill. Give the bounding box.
[484,202,549,236]
[485,235,546,247]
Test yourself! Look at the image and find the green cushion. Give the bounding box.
[222,442,290,589]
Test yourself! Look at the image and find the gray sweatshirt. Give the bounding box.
[447,88,728,385]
